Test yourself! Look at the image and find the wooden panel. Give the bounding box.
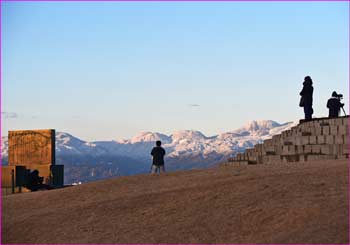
[8,129,55,166]
[2,166,16,188]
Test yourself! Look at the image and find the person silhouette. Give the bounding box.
[327,91,344,118]
[299,76,314,120]
[150,141,166,174]
[26,170,50,191]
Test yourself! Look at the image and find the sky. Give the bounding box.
[2,2,349,141]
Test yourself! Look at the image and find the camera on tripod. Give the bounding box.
[327,91,346,117]
[334,92,343,101]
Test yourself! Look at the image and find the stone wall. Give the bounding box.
[225,116,349,166]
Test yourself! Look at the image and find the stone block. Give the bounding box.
[343,117,349,126]
[309,136,317,144]
[330,125,338,135]
[317,135,326,144]
[335,135,344,144]
[322,126,330,135]
[290,129,298,136]
[344,135,350,145]
[320,121,330,127]
[326,135,334,144]
[264,139,273,146]
[295,136,309,146]
[321,145,332,155]
[335,118,343,126]
[265,145,275,154]
[333,144,344,156]
[311,145,321,154]
[271,135,281,144]
[308,154,336,161]
[304,145,312,154]
[289,145,297,154]
[338,125,347,135]
[301,126,315,135]
[283,137,294,145]
[295,136,302,145]
[315,126,322,136]
[307,155,323,161]
[275,145,283,155]
[296,145,304,154]
[343,144,350,154]
[282,155,300,162]
[328,118,337,125]
[282,145,296,155]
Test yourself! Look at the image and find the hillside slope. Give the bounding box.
[2,160,349,244]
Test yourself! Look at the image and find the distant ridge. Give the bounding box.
[1,120,296,183]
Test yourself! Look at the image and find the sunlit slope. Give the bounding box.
[2,160,349,244]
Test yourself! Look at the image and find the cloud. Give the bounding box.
[188,104,200,107]
[2,112,18,119]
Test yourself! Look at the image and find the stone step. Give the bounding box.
[226,117,350,166]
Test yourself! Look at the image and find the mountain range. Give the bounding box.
[1,120,296,184]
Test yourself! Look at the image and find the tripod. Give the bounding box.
[341,106,347,116]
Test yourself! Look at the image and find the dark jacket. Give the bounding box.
[299,80,313,107]
[151,146,166,166]
[327,97,344,118]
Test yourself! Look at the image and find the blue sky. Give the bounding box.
[2,2,349,141]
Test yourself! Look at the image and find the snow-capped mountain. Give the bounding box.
[1,120,296,183]
[56,132,110,156]
[1,120,295,159]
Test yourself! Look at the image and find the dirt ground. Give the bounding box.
[2,160,349,244]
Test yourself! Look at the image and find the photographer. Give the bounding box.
[27,170,50,191]
[327,91,344,118]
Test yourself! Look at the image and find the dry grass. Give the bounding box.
[2,160,349,244]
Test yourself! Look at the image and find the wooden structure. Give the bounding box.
[2,129,63,194]
[8,129,55,167]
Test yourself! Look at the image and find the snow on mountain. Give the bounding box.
[1,120,296,162]
[1,136,8,158]
[231,120,285,137]
[128,132,171,144]
[171,130,207,142]
[55,132,109,156]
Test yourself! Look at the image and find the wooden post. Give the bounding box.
[11,169,15,194]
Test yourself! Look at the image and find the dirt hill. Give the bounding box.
[2,160,349,244]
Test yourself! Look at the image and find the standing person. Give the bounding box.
[299,76,314,120]
[150,140,166,174]
[327,91,344,118]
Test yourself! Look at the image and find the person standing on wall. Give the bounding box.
[299,76,314,121]
[150,140,166,174]
[327,91,345,118]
